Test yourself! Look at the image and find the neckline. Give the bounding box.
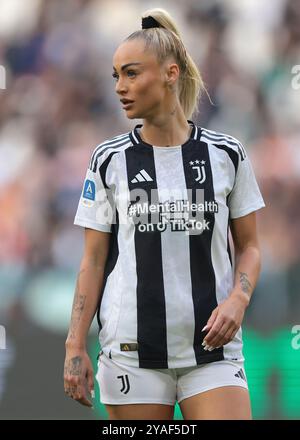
[131,120,199,149]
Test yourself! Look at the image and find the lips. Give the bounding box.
[122,100,134,109]
[120,99,134,104]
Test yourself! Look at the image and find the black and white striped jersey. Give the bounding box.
[74,120,265,369]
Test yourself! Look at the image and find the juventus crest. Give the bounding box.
[117,374,130,394]
[190,160,206,183]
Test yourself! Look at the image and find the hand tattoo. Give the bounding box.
[65,356,82,376]
[70,356,82,375]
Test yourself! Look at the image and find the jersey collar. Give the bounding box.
[130,120,200,148]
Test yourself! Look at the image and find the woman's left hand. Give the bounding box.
[202,292,249,351]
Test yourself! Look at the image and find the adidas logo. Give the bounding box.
[131,169,153,183]
[234,368,247,382]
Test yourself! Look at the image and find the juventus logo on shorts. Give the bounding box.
[117,374,130,394]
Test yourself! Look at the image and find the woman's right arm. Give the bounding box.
[64,228,110,407]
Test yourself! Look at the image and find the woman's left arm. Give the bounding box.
[202,211,261,350]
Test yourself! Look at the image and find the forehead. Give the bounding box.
[113,40,158,70]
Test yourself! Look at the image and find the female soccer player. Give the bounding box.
[64,8,265,420]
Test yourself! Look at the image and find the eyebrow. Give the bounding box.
[113,62,142,71]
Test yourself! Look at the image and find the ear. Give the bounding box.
[164,62,180,87]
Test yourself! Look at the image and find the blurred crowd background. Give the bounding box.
[0,0,300,420]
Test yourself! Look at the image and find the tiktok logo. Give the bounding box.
[117,374,130,394]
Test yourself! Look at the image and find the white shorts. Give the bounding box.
[95,352,248,405]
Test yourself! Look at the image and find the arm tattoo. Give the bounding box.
[69,270,87,339]
[239,271,252,296]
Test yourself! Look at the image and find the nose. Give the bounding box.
[115,78,128,95]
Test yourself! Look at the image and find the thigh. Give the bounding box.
[105,403,174,420]
[177,359,251,420]
[179,386,252,420]
[95,352,176,419]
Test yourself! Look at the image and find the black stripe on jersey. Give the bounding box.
[201,128,245,146]
[226,195,233,267]
[209,144,239,173]
[98,151,118,189]
[96,152,120,332]
[202,137,236,270]
[238,145,246,161]
[125,145,168,369]
[201,132,246,161]
[182,140,224,364]
[91,137,131,173]
[97,208,119,332]
[89,133,130,170]
[227,227,232,266]
[98,150,119,223]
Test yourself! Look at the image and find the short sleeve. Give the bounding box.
[228,146,265,219]
[74,162,114,233]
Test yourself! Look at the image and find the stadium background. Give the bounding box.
[0,0,300,420]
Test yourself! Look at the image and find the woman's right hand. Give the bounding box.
[64,347,94,407]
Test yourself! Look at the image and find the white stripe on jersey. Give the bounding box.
[153,147,196,367]
[100,146,138,360]
[208,145,244,361]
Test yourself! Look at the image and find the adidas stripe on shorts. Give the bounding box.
[96,352,248,405]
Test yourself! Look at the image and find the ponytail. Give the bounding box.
[124,8,207,119]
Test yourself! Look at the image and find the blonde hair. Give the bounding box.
[124,8,206,119]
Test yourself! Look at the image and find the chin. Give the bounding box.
[126,110,141,120]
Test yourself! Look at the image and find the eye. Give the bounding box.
[127,70,136,77]
[112,70,137,81]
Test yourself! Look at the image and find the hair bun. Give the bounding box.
[141,16,162,29]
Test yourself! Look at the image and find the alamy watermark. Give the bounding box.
[81,182,219,236]
[291,325,300,350]
[0,325,6,349]
[0,65,6,89]
[291,65,300,90]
